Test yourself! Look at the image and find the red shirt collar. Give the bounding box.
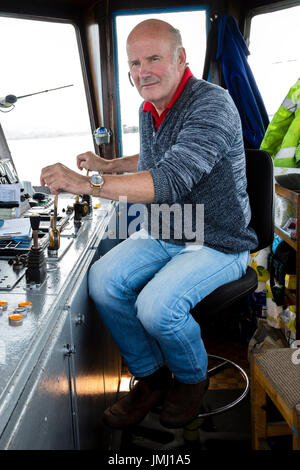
[143,66,193,130]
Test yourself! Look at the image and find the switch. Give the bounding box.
[9,314,23,326]
[14,307,27,318]
[0,301,8,310]
[18,301,32,312]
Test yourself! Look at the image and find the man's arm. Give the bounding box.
[40,163,154,203]
[77,151,139,174]
[98,171,154,203]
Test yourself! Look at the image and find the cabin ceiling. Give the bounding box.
[0,0,297,17]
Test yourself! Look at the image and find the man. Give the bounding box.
[40,19,257,429]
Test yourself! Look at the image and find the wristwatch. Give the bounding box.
[90,173,104,197]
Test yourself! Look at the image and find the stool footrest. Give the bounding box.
[197,354,249,419]
[208,360,231,377]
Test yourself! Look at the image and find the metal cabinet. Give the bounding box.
[0,309,75,450]
[68,255,115,450]
[0,199,121,450]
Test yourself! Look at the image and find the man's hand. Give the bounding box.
[41,162,155,203]
[77,151,111,173]
[40,163,90,195]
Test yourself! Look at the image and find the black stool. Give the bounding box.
[191,148,274,420]
[129,149,274,443]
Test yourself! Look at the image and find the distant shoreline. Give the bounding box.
[7,131,91,140]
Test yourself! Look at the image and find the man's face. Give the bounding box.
[127,33,186,114]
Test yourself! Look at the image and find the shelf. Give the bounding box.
[275,184,300,340]
[275,183,300,204]
[274,226,297,250]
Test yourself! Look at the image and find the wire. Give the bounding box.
[0,105,15,113]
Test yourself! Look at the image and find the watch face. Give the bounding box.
[91,174,103,185]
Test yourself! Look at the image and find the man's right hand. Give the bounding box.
[77,151,111,173]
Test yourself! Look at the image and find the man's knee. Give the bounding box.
[88,254,117,303]
[136,287,171,336]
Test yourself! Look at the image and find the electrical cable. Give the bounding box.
[0,105,15,113]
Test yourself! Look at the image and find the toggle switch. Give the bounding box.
[18,301,32,312]
[13,306,27,318]
[9,314,23,326]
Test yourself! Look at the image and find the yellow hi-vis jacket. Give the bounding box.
[260,78,300,167]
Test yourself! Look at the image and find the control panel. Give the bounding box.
[0,190,113,339]
[0,191,101,290]
[0,123,120,449]
[0,191,117,447]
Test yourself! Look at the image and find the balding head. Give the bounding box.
[127,19,183,61]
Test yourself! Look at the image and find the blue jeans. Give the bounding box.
[88,229,249,384]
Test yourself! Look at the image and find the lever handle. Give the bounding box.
[53,195,58,230]
[30,214,40,231]
[29,214,40,249]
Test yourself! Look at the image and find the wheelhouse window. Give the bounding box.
[248,5,300,119]
[0,17,94,184]
[113,9,208,156]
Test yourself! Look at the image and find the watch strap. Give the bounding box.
[91,184,102,197]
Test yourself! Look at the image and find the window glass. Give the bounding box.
[248,6,300,119]
[0,17,94,184]
[114,10,207,156]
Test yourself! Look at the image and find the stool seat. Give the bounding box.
[254,349,300,409]
[194,265,258,316]
[251,348,300,450]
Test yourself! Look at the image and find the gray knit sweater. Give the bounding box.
[137,77,258,253]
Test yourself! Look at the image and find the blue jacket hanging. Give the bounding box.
[216,15,269,149]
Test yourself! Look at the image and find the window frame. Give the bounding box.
[111,5,210,157]
[0,10,98,151]
[244,0,300,43]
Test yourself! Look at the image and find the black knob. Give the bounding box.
[30,215,40,231]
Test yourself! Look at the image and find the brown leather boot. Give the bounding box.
[103,366,172,428]
[159,377,209,429]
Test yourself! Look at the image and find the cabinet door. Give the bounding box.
[69,276,106,450]
[69,260,121,450]
[1,310,75,450]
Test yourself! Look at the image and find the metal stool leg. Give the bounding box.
[196,354,249,419]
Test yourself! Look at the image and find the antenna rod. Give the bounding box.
[17,84,73,100]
